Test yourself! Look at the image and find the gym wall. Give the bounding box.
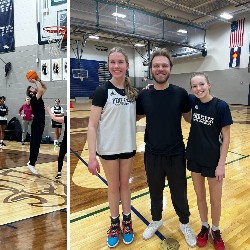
[0,0,67,142]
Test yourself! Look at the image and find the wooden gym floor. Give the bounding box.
[0,142,67,250]
[70,101,250,250]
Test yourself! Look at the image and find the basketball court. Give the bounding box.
[70,101,250,249]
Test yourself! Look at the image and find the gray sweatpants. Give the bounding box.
[22,120,32,141]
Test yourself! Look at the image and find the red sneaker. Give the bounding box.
[196,225,210,247]
[211,229,225,250]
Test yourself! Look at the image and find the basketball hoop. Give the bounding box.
[72,69,88,82]
[43,26,67,56]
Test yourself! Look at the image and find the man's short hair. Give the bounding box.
[149,48,173,70]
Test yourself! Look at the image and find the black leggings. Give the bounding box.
[29,122,44,166]
[58,135,67,172]
[144,152,190,224]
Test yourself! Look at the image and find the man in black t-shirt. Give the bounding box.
[137,48,196,247]
[26,76,47,175]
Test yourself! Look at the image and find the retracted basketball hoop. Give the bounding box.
[43,26,67,55]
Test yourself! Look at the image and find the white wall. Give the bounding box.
[14,0,37,46]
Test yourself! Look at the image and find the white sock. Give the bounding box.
[123,212,131,216]
[202,222,209,228]
[212,225,219,231]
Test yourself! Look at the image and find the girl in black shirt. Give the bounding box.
[186,72,233,250]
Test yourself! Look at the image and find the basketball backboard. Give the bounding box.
[37,0,67,49]
[72,69,88,82]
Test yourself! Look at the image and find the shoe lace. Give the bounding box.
[107,223,120,238]
[183,225,194,238]
[148,221,161,230]
[213,230,222,242]
[122,220,133,234]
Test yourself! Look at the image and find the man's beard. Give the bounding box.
[30,91,37,96]
[152,73,169,84]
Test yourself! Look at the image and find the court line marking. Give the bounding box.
[70,148,167,240]
[70,148,250,219]
[70,146,250,241]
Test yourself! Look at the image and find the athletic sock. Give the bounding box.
[202,221,209,228]
[122,212,131,221]
[111,215,119,220]
[212,225,220,231]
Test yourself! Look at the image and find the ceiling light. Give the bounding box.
[177,29,187,34]
[89,35,99,39]
[135,43,145,47]
[220,12,233,20]
[112,12,126,18]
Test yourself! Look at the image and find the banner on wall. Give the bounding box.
[229,18,245,68]
[41,60,51,81]
[0,0,14,53]
[229,47,241,68]
[51,58,62,81]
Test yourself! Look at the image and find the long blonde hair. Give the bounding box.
[108,47,138,101]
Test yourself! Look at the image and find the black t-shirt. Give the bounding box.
[0,104,8,117]
[186,95,233,167]
[136,84,191,155]
[30,95,45,125]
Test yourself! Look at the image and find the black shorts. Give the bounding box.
[52,124,62,128]
[187,160,216,178]
[97,150,136,160]
[0,120,7,125]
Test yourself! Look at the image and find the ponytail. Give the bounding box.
[125,76,138,102]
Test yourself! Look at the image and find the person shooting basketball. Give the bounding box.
[26,70,47,175]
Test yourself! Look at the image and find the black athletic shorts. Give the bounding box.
[52,124,62,128]
[97,150,136,160]
[187,160,216,178]
[0,120,7,125]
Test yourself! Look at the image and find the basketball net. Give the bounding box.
[43,26,67,56]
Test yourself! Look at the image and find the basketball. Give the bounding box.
[26,70,38,80]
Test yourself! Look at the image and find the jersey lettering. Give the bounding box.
[193,112,214,126]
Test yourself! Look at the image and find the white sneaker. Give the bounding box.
[180,223,196,247]
[142,220,163,240]
[27,164,39,175]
